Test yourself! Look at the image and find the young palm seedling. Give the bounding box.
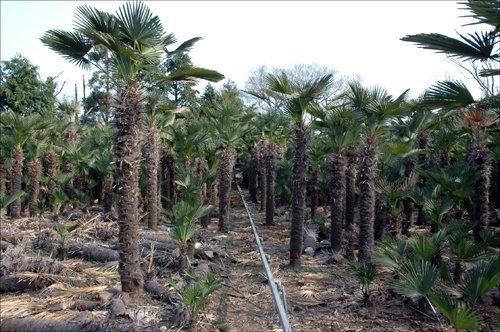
[166,270,223,332]
[343,259,378,307]
[35,199,47,235]
[54,222,81,259]
[156,201,213,271]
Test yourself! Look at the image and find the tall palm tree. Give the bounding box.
[204,99,253,232]
[143,103,175,230]
[307,140,328,220]
[264,72,333,268]
[257,111,288,225]
[27,137,47,217]
[41,2,223,301]
[1,113,48,219]
[347,83,409,261]
[423,80,498,241]
[312,107,359,250]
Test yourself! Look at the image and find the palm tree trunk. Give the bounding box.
[0,154,5,196]
[345,149,358,232]
[63,127,78,201]
[10,146,24,219]
[102,176,113,214]
[358,138,377,262]
[145,122,159,230]
[161,145,174,211]
[114,79,143,301]
[266,142,277,226]
[218,147,235,232]
[467,143,491,242]
[249,145,259,204]
[27,157,42,217]
[416,132,430,226]
[310,167,319,220]
[330,151,346,251]
[374,193,389,240]
[402,156,415,236]
[260,140,267,211]
[289,125,308,268]
[47,150,58,214]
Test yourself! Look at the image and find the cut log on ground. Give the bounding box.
[144,279,171,302]
[71,299,100,311]
[67,243,119,262]
[303,228,317,256]
[0,274,61,293]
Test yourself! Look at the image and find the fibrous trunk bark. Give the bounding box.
[358,138,377,262]
[63,127,79,201]
[260,139,267,211]
[330,151,346,251]
[416,132,430,226]
[373,193,389,240]
[249,145,259,204]
[145,122,159,230]
[402,156,415,236]
[467,143,491,242]
[266,141,276,226]
[0,155,5,196]
[27,157,42,217]
[310,167,319,220]
[114,79,143,301]
[9,146,24,219]
[218,147,235,232]
[161,145,175,211]
[289,126,308,268]
[46,150,58,214]
[102,176,113,214]
[345,148,358,232]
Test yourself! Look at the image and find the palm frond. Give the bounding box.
[430,288,482,330]
[423,80,475,109]
[40,30,93,70]
[388,260,439,298]
[401,31,496,61]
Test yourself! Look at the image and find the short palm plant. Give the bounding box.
[54,222,81,259]
[35,199,47,234]
[156,201,212,271]
[343,259,378,307]
[166,270,223,332]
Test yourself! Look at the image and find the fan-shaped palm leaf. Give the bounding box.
[388,260,439,298]
[430,288,482,330]
[423,80,475,109]
[401,30,496,61]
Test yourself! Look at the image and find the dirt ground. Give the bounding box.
[0,186,498,331]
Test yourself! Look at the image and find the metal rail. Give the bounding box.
[236,183,293,332]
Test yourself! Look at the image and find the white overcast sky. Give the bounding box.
[0,1,489,102]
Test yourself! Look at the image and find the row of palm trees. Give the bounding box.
[1,0,498,305]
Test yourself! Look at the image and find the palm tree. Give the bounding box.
[307,140,328,220]
[257,111,288,225]
[423,80,498,241]
[143,103,175,230]
[204,99,253,232]
[27,137,47,217]
[312,107,359,250]
[41,2,223,301]
[347,83,409,261]
[1,113,48,219]
[264,72,333,268]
